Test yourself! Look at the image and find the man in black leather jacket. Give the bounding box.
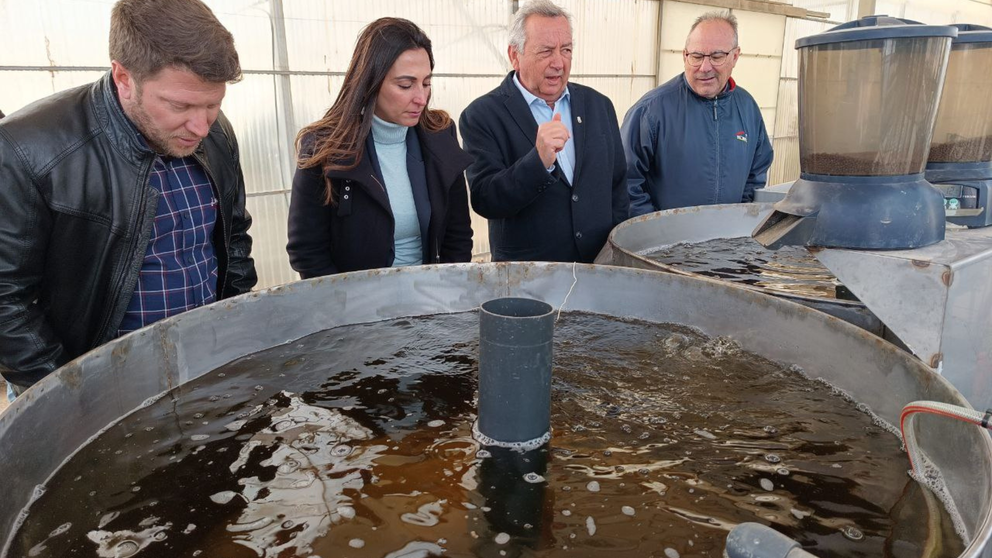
[0,0,257,395]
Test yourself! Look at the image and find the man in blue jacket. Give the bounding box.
[622,12,773,217]
[460,0,628,263]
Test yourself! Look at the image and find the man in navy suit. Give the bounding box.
[459,0,629,263]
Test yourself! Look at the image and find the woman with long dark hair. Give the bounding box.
[287,18,474,277]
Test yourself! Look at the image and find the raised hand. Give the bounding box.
[535,112,570,169]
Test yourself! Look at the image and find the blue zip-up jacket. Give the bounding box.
[621,74,773,217]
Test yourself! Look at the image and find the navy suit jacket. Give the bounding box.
[459,72,629,263]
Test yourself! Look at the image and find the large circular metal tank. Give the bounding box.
[1,263,990,556]
[600,203,885,334]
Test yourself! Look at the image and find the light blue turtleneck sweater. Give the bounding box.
[371,115,422,267]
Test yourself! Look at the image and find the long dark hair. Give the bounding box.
[296,18,452,205]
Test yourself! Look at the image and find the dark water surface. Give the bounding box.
[646,237,843,300]
[9,313,960,558]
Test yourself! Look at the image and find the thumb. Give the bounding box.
[552,113,562,122]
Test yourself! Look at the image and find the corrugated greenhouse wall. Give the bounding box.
[21,0,992,287]
[0,0,663,288]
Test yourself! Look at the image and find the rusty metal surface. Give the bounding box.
[0,263,990,556]
[815,224,992,413]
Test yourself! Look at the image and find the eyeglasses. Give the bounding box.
[684,48,738,68]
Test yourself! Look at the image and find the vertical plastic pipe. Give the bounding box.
[478,446,553,549]
[478,297,555,445]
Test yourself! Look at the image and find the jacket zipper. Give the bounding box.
[714,99,721,202]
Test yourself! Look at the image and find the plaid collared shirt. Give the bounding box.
[117,155,219,336]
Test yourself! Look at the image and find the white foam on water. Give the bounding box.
[523,472,545,484]
[224,420,247,432]
[209,491,238,505]
[137,391,171,410]
[85,523,171,558]
[809,379,901,440]
[797,373,969,548]
[586,517,597,536]
[98,512,119,529]
[910,452,970,544]
[494,532,511,544]
[471,421,550,451]
[401,501,445,527]
[227,516,273,533]
[790,508,812,519]
[383,540,446,558]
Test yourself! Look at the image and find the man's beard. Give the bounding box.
[127,98,201,158]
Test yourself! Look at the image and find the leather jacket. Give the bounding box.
[0,72,257,389]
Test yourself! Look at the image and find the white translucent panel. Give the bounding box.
[223,74,294,195]
[568,76,657,123]
[0,71,105,116]
[0,0,112,67]
[245,193,295,289]
[760,108,777,138]
[736,11,787,56]
[733,56,783,108]
[657,51,686,84]
[281,0,512,75]
[774,77,799,138]
[558,0,660,75]
[877,0,992,25]
[209,1,276,71]
[769,136,802,184]
[660,1,714,51]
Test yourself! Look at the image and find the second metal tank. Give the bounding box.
[599,203,885,334]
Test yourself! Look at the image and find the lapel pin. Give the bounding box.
[577,116,582,124]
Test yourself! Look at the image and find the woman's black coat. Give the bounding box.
[287,123,474,278]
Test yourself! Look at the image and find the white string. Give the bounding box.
[556,262,578,323]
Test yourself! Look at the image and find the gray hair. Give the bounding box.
[509,0,573,53]
[685,11,739,49]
